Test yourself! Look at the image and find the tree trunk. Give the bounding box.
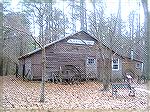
[0,58,3,76]
[80,0,87,31]
[15,63,18,78]
[40,47,46,102]
[71,0,76,33]
[0,3,3,76]
[97,43,110,91]
[118,0,122,37]
[92,0,96,28]
[102,57,109,91]
[63,0,66,37]
[39,8,46,102]
[22,64,25,79]
[5,60,9,76]
[141,0,149,79]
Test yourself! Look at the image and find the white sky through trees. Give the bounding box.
[6,0,145,37]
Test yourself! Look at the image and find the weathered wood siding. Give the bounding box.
[25,34,114,81]
[45,43,98,80]
[19,56,32,79]
[43,32,101,80]
[18,31,143,81]
[122,59,142,78]
[112,56,123,81]
[31,52,42,79]
[18,59,24,75]
[25,57,32,79]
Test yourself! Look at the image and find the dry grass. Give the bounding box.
[1,76,150,111]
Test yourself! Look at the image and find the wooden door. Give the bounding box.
[86,57,97,79]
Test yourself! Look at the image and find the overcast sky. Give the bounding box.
[4,0,145,37]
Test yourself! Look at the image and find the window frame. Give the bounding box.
[135,62,141,69]
[112,58,119,71]
[87,58,95,65]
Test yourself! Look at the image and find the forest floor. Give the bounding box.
[0,75,150,112]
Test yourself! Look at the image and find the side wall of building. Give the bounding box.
[24,57,32,79]
[31,51,42,80]
[122,59,143,78]
[112,56,123,81]
[18,59,24,76]
[30,32,107,81]
[19,32,143,81]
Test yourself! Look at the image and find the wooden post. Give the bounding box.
[59,66,62,83]
[52,72,54,83]
[22,64,25,80]
[15,63,19,78]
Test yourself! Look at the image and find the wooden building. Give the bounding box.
[18,31,143,82]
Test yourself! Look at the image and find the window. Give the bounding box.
[131,49,134,60]
[88,58,95,64]
[112,58,119,70]
[67,39,94,45]
[136,63,141,69]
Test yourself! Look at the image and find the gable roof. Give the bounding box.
[18,31,143,63]
[18,31,98,59]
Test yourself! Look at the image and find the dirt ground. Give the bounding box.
[0,76,150,112]
[0,76,3,111]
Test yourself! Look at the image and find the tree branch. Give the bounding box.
[3,25,42,48]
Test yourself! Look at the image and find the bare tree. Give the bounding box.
[80,0,87,31]
[0,2,3,76]
[70,0,76,33]
[2,11,33,76]
[141,0,150,79]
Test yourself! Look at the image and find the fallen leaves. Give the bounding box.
[1,76,149,110]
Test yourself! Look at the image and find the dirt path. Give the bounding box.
[1,76,150,111]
